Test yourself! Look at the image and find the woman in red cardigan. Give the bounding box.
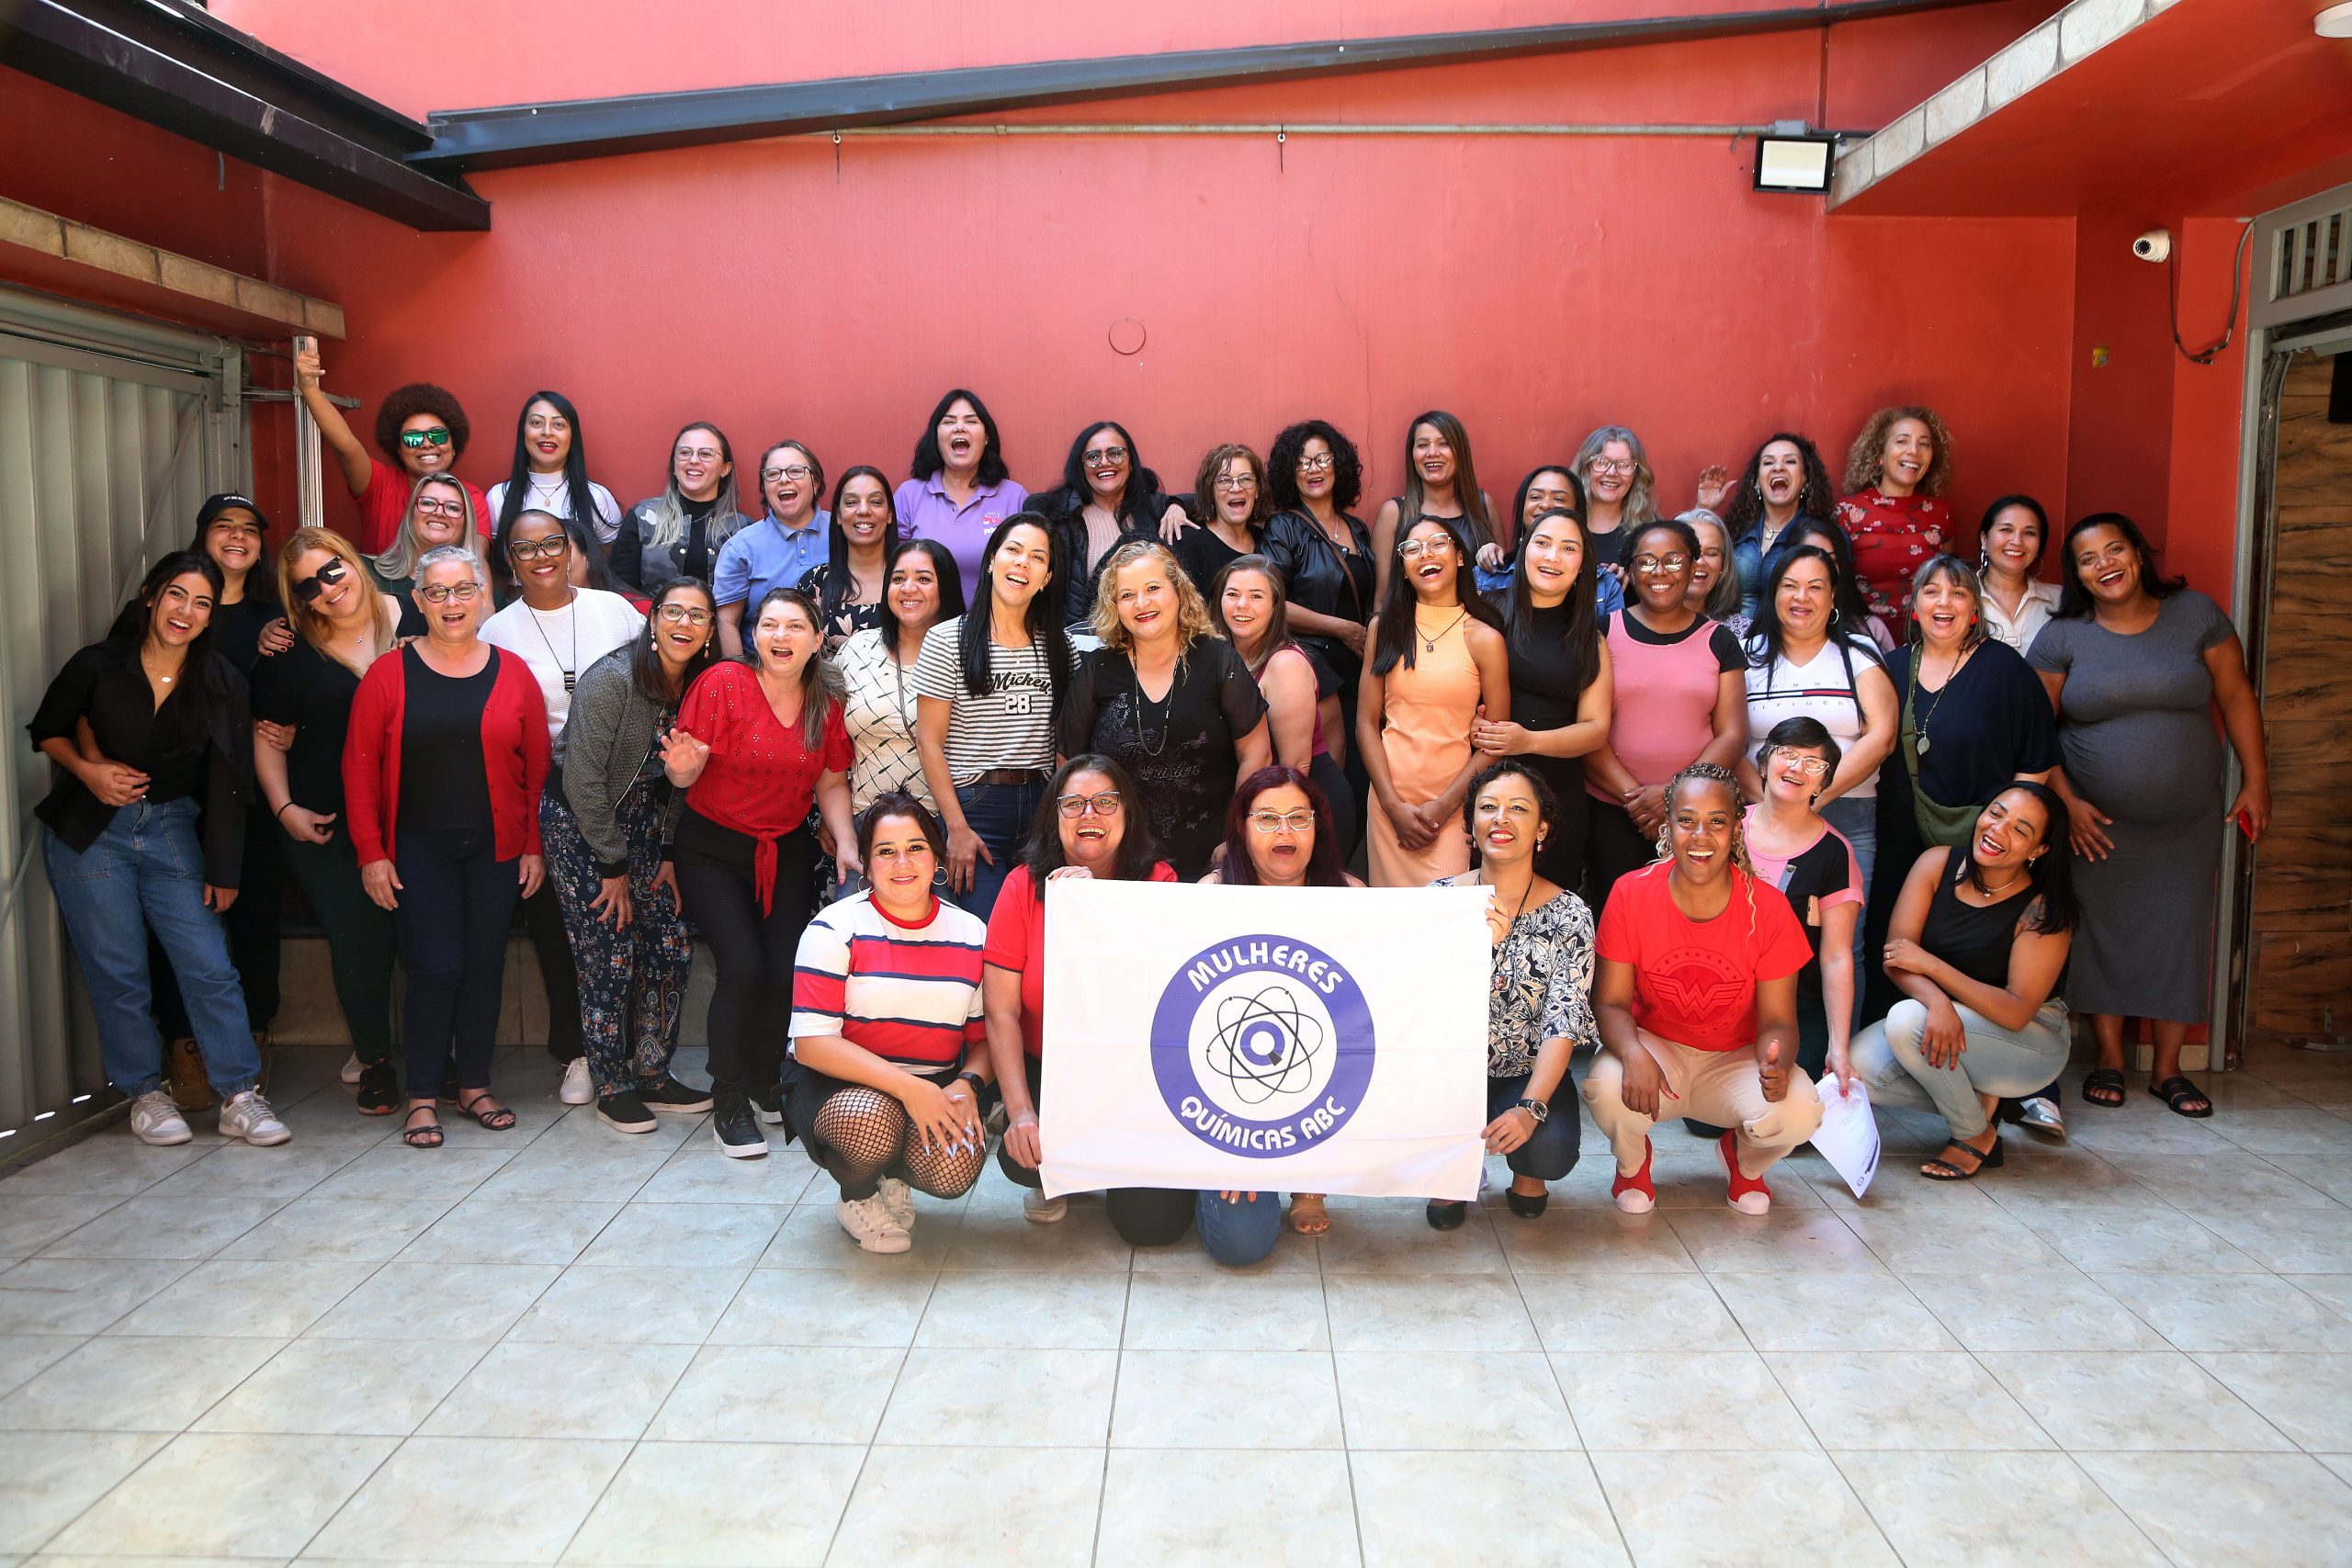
[344,546,549,1148]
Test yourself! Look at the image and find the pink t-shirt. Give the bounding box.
[1590,612,1744,800]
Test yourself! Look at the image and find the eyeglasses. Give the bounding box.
[1249,809,1316,835]
[674,447,722,465]
[762,465,814,483]
[1397,536,1455,558]
[399,427,451,449]
[1082,446,1129,466]
[1632,553,1690,574]
[1213,475,1258,491]
[417,581,482,604]
[414,498,467,519]
[292,558,348,604]
[1295,454,1336,473]
[1056,792,1122,818]
[507,535,571,561]
[656,604,716,626]
[1588,458,1635,475]
[1772,754,1830,776]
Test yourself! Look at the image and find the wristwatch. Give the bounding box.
[1516,1098,1550,1125]
[955,1069,987,1093]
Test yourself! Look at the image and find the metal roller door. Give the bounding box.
[0,288,246,1153]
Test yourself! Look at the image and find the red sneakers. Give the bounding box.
[1611,1139,1657,1214]
[1718,1131,1772,1213]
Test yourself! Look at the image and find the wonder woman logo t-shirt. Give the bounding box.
[1594,862,1813,1053]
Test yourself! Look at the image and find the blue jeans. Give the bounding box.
[1193,1190,1283,1266]
[1487,1071,1582,1180]
[955,777,1045,921]
[42,800,260,1100]
[1820,795,1876,1032]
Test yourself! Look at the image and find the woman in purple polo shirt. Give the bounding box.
[895,389,1028,592]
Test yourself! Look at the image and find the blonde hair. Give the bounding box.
[1089,538,1216,655]
[1573,424,1659,525]
[1843,405,1955,496]
[1678,509,1741,620]
[279,525,396,673]
[371,472,478,582]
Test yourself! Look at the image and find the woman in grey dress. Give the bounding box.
[2029,513,2269,1118]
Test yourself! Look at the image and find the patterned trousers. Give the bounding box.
[541,784,695,1098]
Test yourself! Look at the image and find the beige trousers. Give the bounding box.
[1582,1030,1824,1180]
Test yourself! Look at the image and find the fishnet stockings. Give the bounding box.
[810,1086,985,1197]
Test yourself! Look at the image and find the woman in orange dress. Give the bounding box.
[1358,516,1510,886]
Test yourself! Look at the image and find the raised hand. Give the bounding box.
[659,726,710,786]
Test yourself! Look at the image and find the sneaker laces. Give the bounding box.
[232,1091,277,1122]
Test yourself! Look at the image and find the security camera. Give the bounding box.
[2132,228,2172,264]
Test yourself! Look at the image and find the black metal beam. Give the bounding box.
[1,0,490,231]
[416,0,2002,173]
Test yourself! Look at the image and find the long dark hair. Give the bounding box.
[1722,432,1835,543]
[816,463,899,625]
[1510,465,1585,534]
[1267,419,1363,514]
[1396,410,1496,554]
[119,551,227,748]
[910,388,1010,487]
[878,537,966,649]
[1038,421,1163,533]
[2054,511,2184,620]
[1497,507,1600,692]
[742,586,843,749]
[1023,753,1160,879]
[1776,517,1877,632]
[1743,543,1853,675]
[958,513,1072,699]
[496,391,602,543]
[1218,764,1348,886]
[1963,780,2077,936]
[188,493,277,607]
[629,578,719,705]
[1369,515,1504,676]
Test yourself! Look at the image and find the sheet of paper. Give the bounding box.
[1812,1077,1882,1199]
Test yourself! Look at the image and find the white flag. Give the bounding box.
[1040,878,1491,1201]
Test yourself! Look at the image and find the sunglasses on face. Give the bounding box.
[399,427,452,449]
[508,535,571,562]
[292,558,349,604]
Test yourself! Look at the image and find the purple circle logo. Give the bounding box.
[1150,933,1374,1158]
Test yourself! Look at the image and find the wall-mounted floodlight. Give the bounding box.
[1753,125,1839,194]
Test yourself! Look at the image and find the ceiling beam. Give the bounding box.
[416,0,2005,173]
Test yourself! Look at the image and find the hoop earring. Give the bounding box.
[933,866,950,888]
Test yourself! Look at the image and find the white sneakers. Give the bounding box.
[560,1058,594,1105]
[876,1176,916,1231]
[835,1192,912,1254]
[1023,1189,1068,1224]
[217,1091,292,1146]
[339,1052,363,1086]
[129,1090,192,1146]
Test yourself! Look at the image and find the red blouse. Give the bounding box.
[1834,488,1955,624]
[675,660,852,911]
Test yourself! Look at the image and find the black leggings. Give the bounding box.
[520,879,584,1063]
[1583,795,1657,919]
[788,1065,987,1201]
[673,807,815,1100]
[391,824,519,1100]
[996,1052,1197,1245]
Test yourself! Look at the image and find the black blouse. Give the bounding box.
[208,593,281,675]
[396,644,497,834]
[27,639,253,884]
[1261,508,1374,676]
[250,637,363,818]
[1058,638,1269,879]
[797,561,888,649]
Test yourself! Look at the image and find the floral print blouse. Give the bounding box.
[1438,874,1600,1077]
[1835,488,1955,624]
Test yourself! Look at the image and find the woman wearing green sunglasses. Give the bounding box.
[295,341,490,558]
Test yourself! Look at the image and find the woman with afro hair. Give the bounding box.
[296,342,489,557]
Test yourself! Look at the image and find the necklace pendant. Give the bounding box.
[561,671,576,694]
[1916,735,1930,754]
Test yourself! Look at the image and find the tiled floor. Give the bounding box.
[6,1041,2352,1566]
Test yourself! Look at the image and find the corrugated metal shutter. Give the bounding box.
[0,288,246,1152]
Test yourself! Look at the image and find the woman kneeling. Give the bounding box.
[789,794,993,1253]
[1584,762,1822,1213]
[1851,784,2075,1180]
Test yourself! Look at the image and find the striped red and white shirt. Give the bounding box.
[791,891,988,1069]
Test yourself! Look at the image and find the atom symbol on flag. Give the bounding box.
[1204,985,1325,1105]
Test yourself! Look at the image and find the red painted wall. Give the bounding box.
[17,2,2077,572]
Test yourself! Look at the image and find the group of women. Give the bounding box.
[31,367,2272,1262]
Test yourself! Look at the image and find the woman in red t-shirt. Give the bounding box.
[662,586,856,1159]
[1584,762,1823,1214]
[982,753,1181,1234]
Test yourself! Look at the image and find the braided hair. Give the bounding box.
[1655,761,1760,937]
